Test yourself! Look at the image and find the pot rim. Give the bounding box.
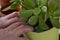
[27,27,57,34]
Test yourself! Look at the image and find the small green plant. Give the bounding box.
[3,0,60,32]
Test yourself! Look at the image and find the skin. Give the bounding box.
[0,12,33,40]
[0,12,20,28]
[0,12,27,28]
[0,25,33,40]
[0,0,33,40]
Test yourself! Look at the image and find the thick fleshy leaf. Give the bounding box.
[39,14,49,30]
[22,0,36,9]
[2,5,11,11]
[10,0,15,2]
[56,0,60,10]
[48,0,58,13]
[2,0,20,11]
[44,12,49,21]
[46,0,58,22]
[10,0,20,10]
[19,9,33,18]
[41,6,47,12]
[50,16,60,28]
[28,16,38,26]
[38,0,47,7]
[53,11,60,17]
[33,7,41,15]
[53,0,60,17]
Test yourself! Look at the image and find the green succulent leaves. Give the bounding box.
[28,16,38,26]
[39,0,47,7]
[48,0,57,13]
[53,11,60,17]
[39,14,49,30]
[11,1,19,10]
[3,0,60,32]
[22,0,36,9]
[3,0,20,11]
[19,9,33,18]
[19,7,41,19]
[33,7,41,15]
[50,16,60,28]
[53,0,60,17]
[10,0,15,2]
[48,0,60,29]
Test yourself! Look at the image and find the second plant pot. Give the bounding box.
[26,27,59,40]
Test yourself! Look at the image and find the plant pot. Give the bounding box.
[26,27,59,40]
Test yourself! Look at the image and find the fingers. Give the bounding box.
[6,17,19,26]
[13,25,33,36]
[19,18,27,25]
[5,22,20,31]
[4,12,18,19]
[18,37,29,40]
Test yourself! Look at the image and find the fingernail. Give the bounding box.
[13,11,19,14]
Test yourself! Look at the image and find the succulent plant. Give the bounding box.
[3,0,60,32]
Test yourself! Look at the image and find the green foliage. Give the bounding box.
[33,7,41,15]
[21,0,36,9]
[39,0,47,7]
[3,0,20,11]
[39,14,49,30]
[53,0,60,17]
[48,0,57,13]
[19,9,33,18]
[28,16,38,26]
[3,0,60,32]
[48,0,60,29]
[50,16,60,29]
[10,0,15,2]
[53,11,60,17]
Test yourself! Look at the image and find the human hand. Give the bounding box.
[0,12,19,28]
[0,24,33,40]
